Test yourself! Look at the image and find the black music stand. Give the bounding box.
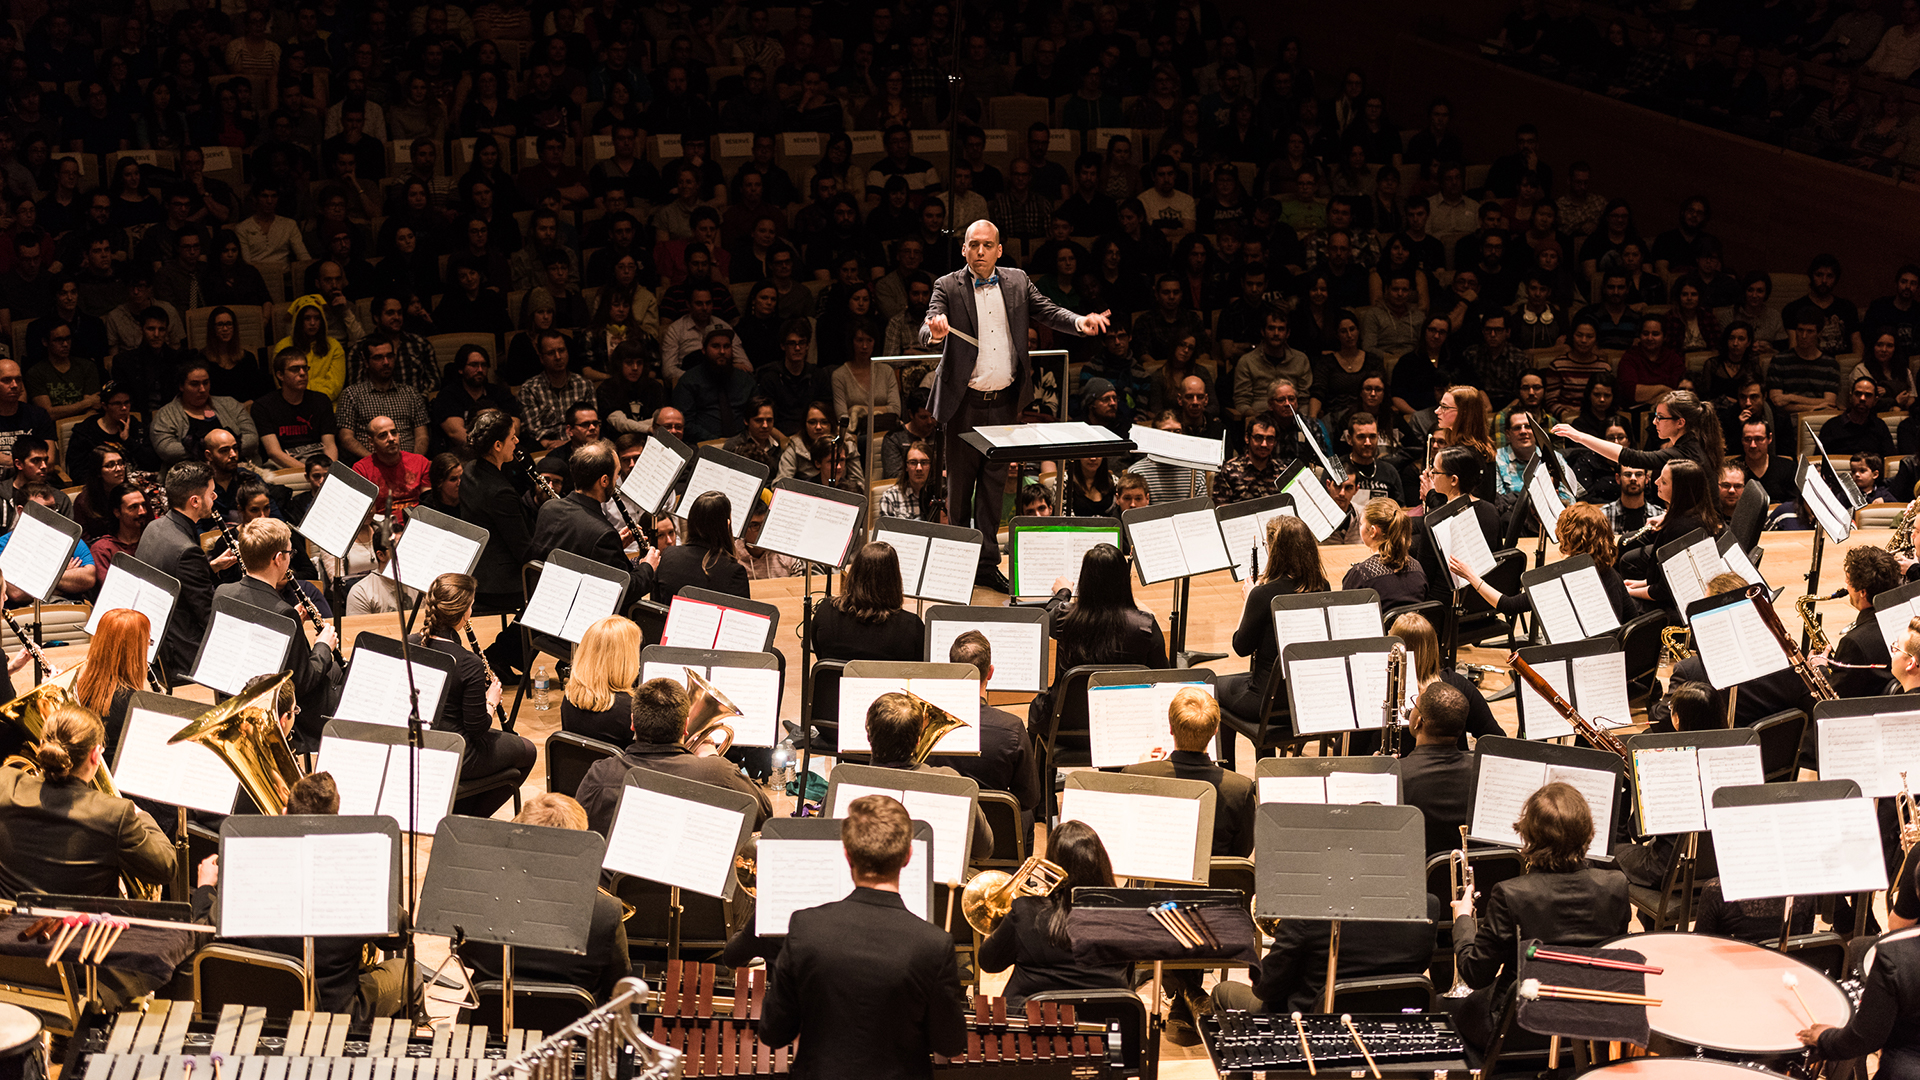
[1254,755,1403,803]
[1255,802,1428,1012]
[757,817,935,936]
[1083,667,1218,767]
[960,426,1136,518]
[1121,496,1232,665]
[1510,636,1631,743]
[381,506,488,634]
[684,445,771,536]
[87,554,181,690]
[837,660,981,759]
[1469,736,1627,856]
[335,632,457,729]
[1217,493,1296,582]
[825,762,980,917]
[0,500,82,680]
[603,768,760,962]
[1281,635,1400,752]
[922,604,1051,694]
[1519,553,1620,645]
[1711,779,1880,948]
[1621,727,1761,929]
[1275,461,1344,542]
[619,428,695,516]
[872,517,984,608]
[641,645,784,760]
[294,464,379,635]
[189,597,296,697]
[416,815,604,1033]
[114,690,236,899]
[1006,516,1122,601]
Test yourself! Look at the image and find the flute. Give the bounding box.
[463,622,515,733]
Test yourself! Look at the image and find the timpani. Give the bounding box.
[0,1003,42,1080]
[1573,1060,1793,1080]
[1601,932,1851,1068]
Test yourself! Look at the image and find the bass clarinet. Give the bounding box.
[463,622,516,734]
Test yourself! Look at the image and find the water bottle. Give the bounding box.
[532,665,552,710]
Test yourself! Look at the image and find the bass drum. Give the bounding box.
[0,1003,43,1080]
[1601,932,1852,1071]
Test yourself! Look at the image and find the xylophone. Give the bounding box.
[1202,1011,1469,1078]
[70,999,548,1080]
[645,960,1120,1078]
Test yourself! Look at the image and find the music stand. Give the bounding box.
[1276,461,1344,542]
[519,549,632,644]
[620,428,695,516]
[1796,455,1855,647]
[640,645,784,750]
[1621,728,1762,927]
[112,690,236,899]
[1084,668,1217,768]
[1510,637,1633,743]
[1281,635,1400,748]
[757,817,935,935]
[662,587,781,651]
[85,554,180,680]
[1121,496,1231,664]
[1006,517,1122,601]
[602,768,759,962]
[1060,771,1216,885]
[334,632,457,729]
[189,596,296,697]
[959,422,1135,518]
[295,463,379,560]
[217,815,402,1011]
[826,762,980,913]
[836,661,981,757]
[1684,588,1794,691]
[683,445,771,536]
[923,605,1050,694]
[1469,736,1625,859]
[1710,779,1883,948]
[1216,493,1296,582]
[1520,554,1620,645]
[378,506,488,631]
[0,501,81,677]
[1254,802,1428,1011]
[1254,756,1402,805]
[874,517,984,608]
[758,477,867,570]
[317,719,466,833]
[1871,580,1920,662]
[416,815,604,1033]
[1270,589,1384,655]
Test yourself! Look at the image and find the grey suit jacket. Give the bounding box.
[916,265,1088,423]
[138,509,214,678]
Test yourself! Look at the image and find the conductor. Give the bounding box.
[920,221,1110,592]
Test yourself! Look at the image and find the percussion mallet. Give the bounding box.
[1517,978,1662,1007]
[183,1054,195,1080]
[45,916,82,966]
[1341,1014,1381,1079]
[1782,971,1816,1026]
[210,1054,223,1080]
[1525,943,1664,974]
[1289,1011,1317,1076]
[944,879,960,934]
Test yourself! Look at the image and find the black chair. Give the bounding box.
[1627,837,1713,932]
[1216,661,1316,763]
[628,598,670,642]
[1332,974,1435,1014]
[546,731,624,797]
[193,944,308,1017]
[1039,663,1146,819]
[976,790,1027,868]
[1383,598,1446,634]
[613,873,742,958]
[455,771,524,817]
[466,981,597,1031]
[1752,709,1809,781]
[803,659,847,755]
[1780,932,1847,979]
[1207,856,1255,904]
[1617,610,1671,712]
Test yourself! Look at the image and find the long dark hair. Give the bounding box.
[835,541,904,623]
[1659,389,1726,470]
[1664,459,1723,535]
[1058,544,1144,659]
[1262,515,1329,590]
[685,491,737,574]
[1043,819,1117,949]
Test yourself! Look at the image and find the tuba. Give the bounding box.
[683,668,742,757]
[169,672,305,814]
[908,692,970,764]
[961,855,1068,935]
[1661,626,1693,664]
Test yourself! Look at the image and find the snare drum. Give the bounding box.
[1574,1059,1793,1080]
[1601,932,1852,1070]
[0,1003,44,1080]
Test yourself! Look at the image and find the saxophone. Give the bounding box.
[1892,497,1919,558]
[1795,593,1832,655]
[1661,626,1693,663]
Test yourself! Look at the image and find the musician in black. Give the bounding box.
[1825,546,1902,698]
[924,631,1043,824]
[1799,927,1920,1075]
[458,409,533,675]
[864,691,993,856]
[218,518,343,753]
[977,819,1127,1006]
[1449,782,1631,1050]
[575,678,772,837]
[409,573,537,819]
[139,461,239,679]
[527,441,658,597]
[1399,680,1475,859]
[759,793,968,1078]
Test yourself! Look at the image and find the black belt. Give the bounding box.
[965,386,1012,403]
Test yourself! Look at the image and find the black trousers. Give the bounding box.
[944,390,1018,566]
[452,728,537,817]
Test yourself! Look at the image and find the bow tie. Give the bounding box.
[972,274,1000,289]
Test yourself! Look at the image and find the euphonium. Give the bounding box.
[1795,594,1833,655]
[960,854,1068,935]
[1661,626,1693,664]
[168,672,305,814]
[908,692,971,764]
[0,666,89,783]
[683,668,742,757]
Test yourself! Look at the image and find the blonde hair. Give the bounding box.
[515,792,589,830]
[1167,687,1220,751]
[1362,498,1410,571]
[36,703,105,780]
[238,517,293,573]
[565,616,641,712]
[1389,612,1440,688]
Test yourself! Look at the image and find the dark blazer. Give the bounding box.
[1814,928,1920,1070]
[926,704,1043,816]
[460,889,632,1001]
[530,492,652,595]
[0,770,174,900]
[917,265,1088,423]
[460,458,533,597]
[1121,750,1256,857]
[138,509,215,678]
[192,885,398,1019]
[1400,742,1474,858]
[650,543,751,604]
[978,894,1129,1004]
[759,887,969,1079]
[1251,895,1445,1013]
[1831,606,1891,699]
[813,604,925,663]
[865,759,995,856]
[1454,866,1631,997]
[562,690,634,746]
[214,575,342,752]
[576,741,772,837]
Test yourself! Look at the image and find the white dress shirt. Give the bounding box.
[969,277,1013,391]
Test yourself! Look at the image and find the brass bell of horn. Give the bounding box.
[961,855,1068,935]
[169,671,305,815]
[683,667,742,757]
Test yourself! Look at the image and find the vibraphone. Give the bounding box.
[70,1000,547,1080]
[646,961,1120,1077]
[1202,1011,1469,1077]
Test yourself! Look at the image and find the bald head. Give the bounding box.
[369,415,400,459]
[963,220,1002,280]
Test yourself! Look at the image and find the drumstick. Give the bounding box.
[1782,972,1816,1026]
[1290,1011,1317,1076]
[1341,1014,1381,1079]
[1517,979,1662,1007]
[1526,944,1664,974]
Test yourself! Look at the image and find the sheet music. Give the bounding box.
[1013,526,1120,598]
[562,575,626,641]
[1633,747,1707,835]
[833,783,972,885]
[1818,711,1920,797]
[1281,469,1341,541]
[1349,650,1392,730]
[1875,594,1920,660]
[759,488,862,566]
[925,619,1043,692]
[1325,770,1398,805]
[1220,504,1294,581]
[1329,603,1383,640]
[297,472,376,558]
[1287,655,1357,735]
[704,665,781,748]
[316,736,391,817]
[1470,756,1549,846]
[661,597,722,648]
[0,511,72,601]
[1086,680,1210,767]
[1713,798,1888,901]
[1129,424,1224,468]
[111,707,240,814]
[1529,579,1583,644]
[1565,567,1621,637]
[605,784,745,897]
[335,647,449,728]
[86,566,175,661]
[1126,517,1188,582]
[1543,763,1617,858]
[218,835,307,937]
[1273,606,1331,653]
[1257,775,1330,803]
[973,424,1045,446]
[1665,535,1729,612]
[715,608,772,652]
[220,833,391,937]
[835,677,981,755]
[1171,508,1230,573]
[302,833,393,935]
[919,538,981,605]
[1527,461,1567,542]
[1433,508,1498,588]
[371,744,461,833]
[754,836,929,934]
[878,528,930,596]
[1518,658,1576,741]
[1691,599,1791,689]
[1697,743,1765,830]
[684,457,763,534]
[519,564,583,637]
[622,437,688,514]
[381,518,481,592]
[191,612,293,696]
[1721,541,1765,588]
[1058,786,1202,883]
[1802,468,1853,544]
[1571,651,1633,729]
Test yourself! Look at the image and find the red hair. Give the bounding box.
[76,609,151,716]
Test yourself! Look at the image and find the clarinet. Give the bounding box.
[462,622,516,733]
[0,607,55,678]
[610,492,650,570]
[517,445,561,503]
[283,569,326,634]
[218,519,243,561]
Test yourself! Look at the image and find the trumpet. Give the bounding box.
[960,854,1068,935]
[684,668,742,757]
[1444,828,1476,998]
[1899,771,1917,856]
[1661,626,1693,664]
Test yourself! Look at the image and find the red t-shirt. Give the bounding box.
[352,452,432,514]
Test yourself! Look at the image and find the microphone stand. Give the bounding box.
[381,517,428,1028]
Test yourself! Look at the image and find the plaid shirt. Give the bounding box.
[1212,453,1280,507]
[987,190,1054,240]
[335,382,432,453]
[1303,229,1380,270]
[878,481,925,519]
[346,332,437,396]
[518,372,596,444]
[903,61,945,103]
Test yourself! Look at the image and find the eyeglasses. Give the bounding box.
[1653,412,1675,422]
[572,419,600,428]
